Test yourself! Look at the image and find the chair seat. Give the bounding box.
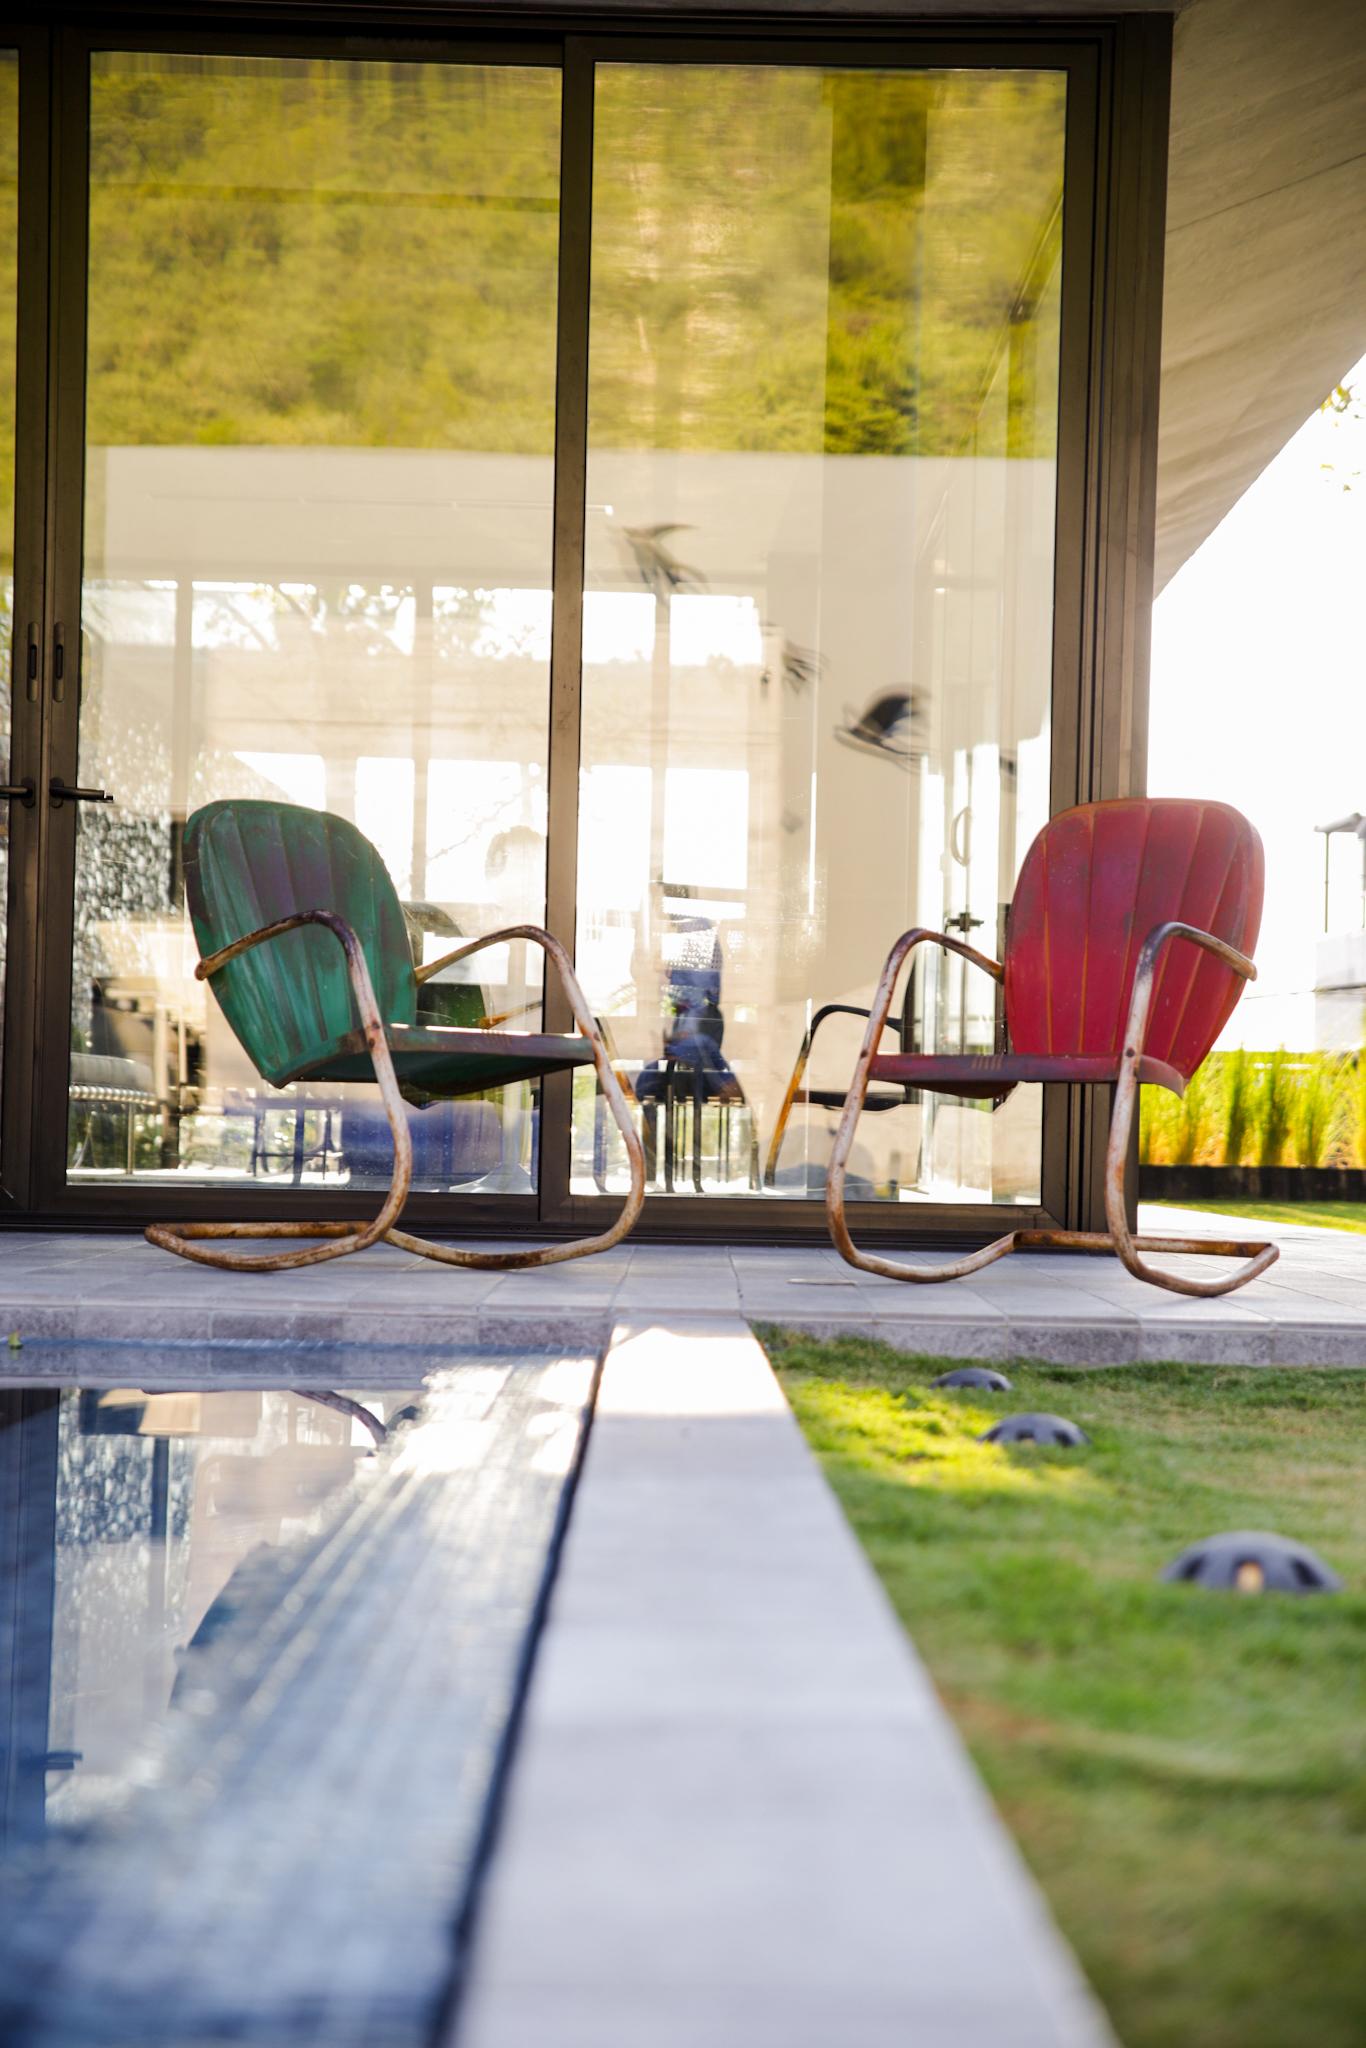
[867,1051,1186,1100]
[281,1023,595,1104]
[794,1087,907,1112]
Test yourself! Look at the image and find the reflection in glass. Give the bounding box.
[70,54,561,1191]
[1,1387,398,1852]
[575,64,1065,1202]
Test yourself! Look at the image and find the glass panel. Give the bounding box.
[70,54,561,1192]
[0,55,18,1153]
[575,63,1064,1202]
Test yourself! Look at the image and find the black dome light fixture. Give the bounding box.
[933,1367,1013,1392]
[1161,1530,1342,1595]
[979,1412,1089,1448]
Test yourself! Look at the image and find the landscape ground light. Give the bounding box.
[978,1412,1089,1447]
[1161,1530,1343,1593]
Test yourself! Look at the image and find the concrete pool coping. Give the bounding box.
[0,1206,1361,1367]
[453,1317,1118,2048]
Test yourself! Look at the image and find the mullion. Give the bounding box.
[536,35,593,1224]
[30,25,88,1216]
[0,27,55,1212]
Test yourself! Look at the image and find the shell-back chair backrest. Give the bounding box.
[184,801,418,1088]
[1004,799,1264,1082]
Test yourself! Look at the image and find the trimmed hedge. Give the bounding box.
[1139,1049,1366,1171]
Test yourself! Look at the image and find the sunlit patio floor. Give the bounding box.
[0,1204,1361,1366]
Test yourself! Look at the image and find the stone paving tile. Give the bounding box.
[1008,1322,1141,1366]
[756,1314,893,1349]
[1269,1324,1366,1366]
[474,1309,611,1350]
[199,1308,355,1344]
[1138,1321,1277,1366]
[0,1305,78,1340]
[1257,1301,1366,1329]
[71,1302,216,1341]
[484,1273,625,1303]
[970,1291,1142,1325]
[325,1276,508,1310]
[733,1292,854,1320]
[856,1293,1009,1323]
[871,1319,1011,1360]
[799,1271,999,1302]
[0,1216,1362,1370]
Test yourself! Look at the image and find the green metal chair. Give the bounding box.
[146,800,643,1271]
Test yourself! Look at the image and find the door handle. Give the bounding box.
[49,779,113,808]
[0,777,35,806]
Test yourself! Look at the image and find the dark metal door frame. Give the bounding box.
[0,9,1171,1243]
[0,25,57,1217]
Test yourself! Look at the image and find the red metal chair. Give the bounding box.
[826,798,1278,1297]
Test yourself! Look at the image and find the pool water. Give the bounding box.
[0,1351,596,2046]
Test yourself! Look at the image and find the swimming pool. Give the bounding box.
[0,1345,597,2046]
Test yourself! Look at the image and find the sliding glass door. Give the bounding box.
[0,53,18,1168]
[0,20,1119,1232]
[574,60,1065,1204]
[66,50,561,1195]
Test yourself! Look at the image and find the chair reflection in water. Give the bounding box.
[147,799,642,1270]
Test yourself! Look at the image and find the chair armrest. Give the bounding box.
[197,909,389,1022]
[476,998,541,1029]
[592,1011,638,1103]
[764,932,1001,1188]
[823,927,1003,1222]
[762,1004,899,1185]
[806,1001,906,1050]
[413,926,529,984]
[1121,921,1256,1086]
[1131,919,1256,1004]
[412,922,645,1235]
[1109,917,1256,1133]
[408,922,591,1038]
[849,927,1003,1072]
[1104,920,1257,1264]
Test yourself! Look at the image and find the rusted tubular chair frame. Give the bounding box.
[763,1003,911,1189]
[293,1389,389,1444]
[825,923,1278,1299]
[148,915,644,1273]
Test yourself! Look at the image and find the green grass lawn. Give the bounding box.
[762,1331,1366,2048]
[1151,1199,1366,1235]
